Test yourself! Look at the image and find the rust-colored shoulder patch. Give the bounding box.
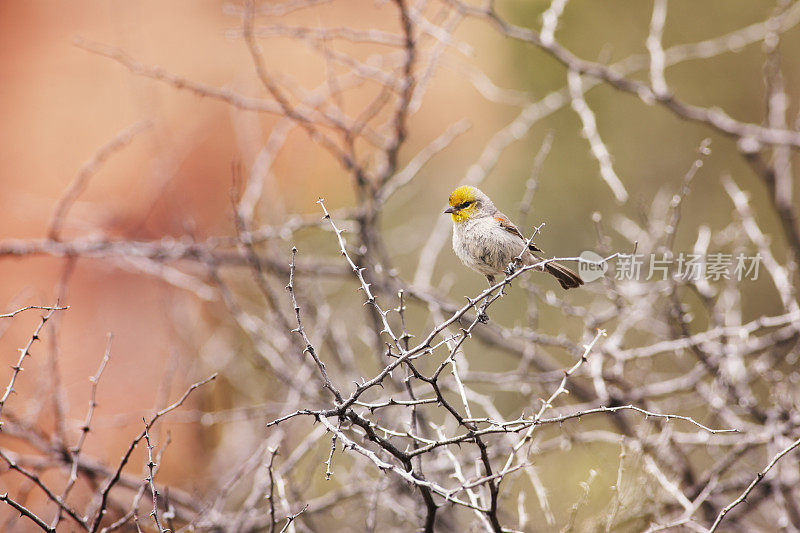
[495,216,526,241]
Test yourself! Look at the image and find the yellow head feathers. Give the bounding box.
[445,186,480,223]
[448,186,479,207]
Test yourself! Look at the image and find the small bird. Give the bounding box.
[445,185,583,289]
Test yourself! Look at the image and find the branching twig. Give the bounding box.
[89,374,216,532]
[47,121,150,241]
[708,435,800,532]
[0,307,62,424]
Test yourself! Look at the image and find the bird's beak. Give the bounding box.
[444,206,455,214]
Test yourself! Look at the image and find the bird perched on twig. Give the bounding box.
[445,185,583,290]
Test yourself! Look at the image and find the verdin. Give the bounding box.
[445,185,583,289]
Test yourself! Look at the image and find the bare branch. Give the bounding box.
[0,493,56,533]
[709,435,800,532]
[47,121,150,241]
[0,307,63,424]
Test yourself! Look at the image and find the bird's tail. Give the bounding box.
[544,261,583,290]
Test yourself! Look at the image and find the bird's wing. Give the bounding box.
[494,212,543,252]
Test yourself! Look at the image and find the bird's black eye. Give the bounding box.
[457,200,474,210]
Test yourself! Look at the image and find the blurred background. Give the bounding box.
[0,0,798,531]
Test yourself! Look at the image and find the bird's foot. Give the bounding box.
[505,262,519,276]
[477,312,490,323]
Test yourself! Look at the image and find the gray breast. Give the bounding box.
[453,219,513,276]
